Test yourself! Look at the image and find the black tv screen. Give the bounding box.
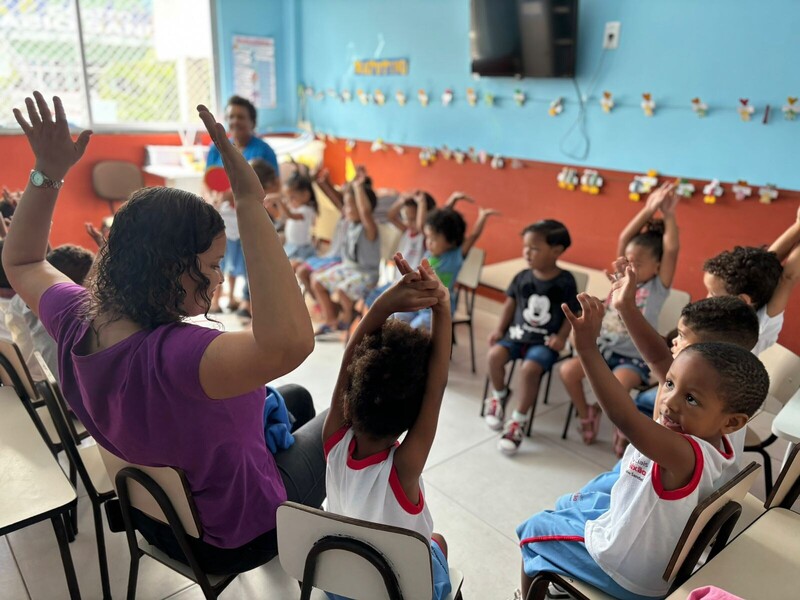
[470,0,578,78]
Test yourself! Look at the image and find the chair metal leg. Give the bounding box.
[468,322,476,374]
[562,406,575,440]
[92,502,112,600]
[527,370,553,437]
[126,551,140,600]
[758,448,774,496]
[52,514,82,600]
[480,376,490,416]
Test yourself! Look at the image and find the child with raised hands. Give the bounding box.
[323,252,453,600]
[514,293,768,600]
[268,172,318,269]
[560,182,680,453]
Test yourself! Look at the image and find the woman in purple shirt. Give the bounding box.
[6,92,325,574]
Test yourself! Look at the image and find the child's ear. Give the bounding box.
[552,245,566,257]
[737,293,753,307]
[721,412,749,435]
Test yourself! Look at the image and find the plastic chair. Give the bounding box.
[34,352,115,599]
[452,247,485,373]
[97,446,241,600]
[527,462,762,599]
[743,343,800,494]
[277,501,464,600]
[479,268,588,436]
[92,160,143,213]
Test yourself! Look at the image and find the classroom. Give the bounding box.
[1,1,799,599]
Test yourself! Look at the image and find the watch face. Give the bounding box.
[31,171,45,186]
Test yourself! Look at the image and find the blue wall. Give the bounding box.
[214,0,299,132]
[293,0,799,189]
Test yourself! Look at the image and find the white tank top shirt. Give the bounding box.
[325,427,434,541]
[585,435,736,597]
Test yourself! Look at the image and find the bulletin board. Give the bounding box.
[232,35,277,109]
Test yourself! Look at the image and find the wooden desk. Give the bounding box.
[0,387,81,599]
[666,508,800,599]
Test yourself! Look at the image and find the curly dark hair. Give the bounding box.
[680,297,759,351]
[703,246,783,310]
[523,219,572,250]
[425,208,466,247]
[85,187,225,329]
[627,219,665,261]
[343,181,378,211]
[227,94,257,124]
[47,244,95,285]
[286,172,319,214]
[344,320,432,438]
[683,342,769,417]
[403,192,437,212]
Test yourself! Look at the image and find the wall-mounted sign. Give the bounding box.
[354,58,409,76]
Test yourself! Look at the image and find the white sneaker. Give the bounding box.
[484,396,505,430]
[498,420,525,455]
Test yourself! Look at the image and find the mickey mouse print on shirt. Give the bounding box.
[504,270,580,346]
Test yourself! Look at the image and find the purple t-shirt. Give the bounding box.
[39,283,286,548]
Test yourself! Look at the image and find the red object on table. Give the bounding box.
[204,166,231,192]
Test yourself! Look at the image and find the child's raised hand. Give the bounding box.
[478,207,501,219]
[85,222,105,248]
[609,265,638,312]
[660,187,680,216]
[418,258,450,311]
[196,104,263,204]
[314,167,330,185]
[562,293,604,352]
[645,182,675,213]
[13,92,92,181]
[445,192,473,208]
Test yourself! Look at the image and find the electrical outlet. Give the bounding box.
[603,21,621,49]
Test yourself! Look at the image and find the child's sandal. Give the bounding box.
[578,417,596,445]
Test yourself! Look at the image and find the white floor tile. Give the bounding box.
[0,537,29,600]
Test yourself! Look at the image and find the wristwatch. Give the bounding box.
[29,169,64,189]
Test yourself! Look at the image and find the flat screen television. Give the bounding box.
[470,0,578,78]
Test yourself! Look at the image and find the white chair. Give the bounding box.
[744,343,800,494]
[452,247,486,373]
[277,501,463,600]
[657,288,692,336]
[97,446,242,599]
[376,222,403,286]
[528,462,762,599]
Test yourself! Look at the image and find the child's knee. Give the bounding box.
[521,359,545,379]
[487,344,510,366]
[559,358,583,382]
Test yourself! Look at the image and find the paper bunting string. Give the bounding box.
[514,89,527,107]
[629,170,659,201]
[418,90,429,107]
[641,93,656,117]
[510,159,525,169]
[491,156,505,169]
[557,167,579,191]
[468,147,479,163]
[453,150,466,164]
[326,134,338,143]
[304,86,314,98]
[370,138,386,152]
[373,89,386,106]
[440,146,453,160]
[703,179,724,204]
[675,179,695,198]
[579,169,604,194]
[419,148,437,167]
[484,92,495,107]
[758,184,778,204]
[345,139,356,151]
[732,180,752,201]
[441,89,454,107]
[340,90,352,103]
[549,97,564,117]
[738,99,755,121]
[326,89,338,99]
[601,91,614,113]
[392,145,405,155]
[478,150,489,165]
[356,89,370,105]
[783,97,798,120]
[691,97,708,117]
[395,91,407,106]
[466,88,478,107]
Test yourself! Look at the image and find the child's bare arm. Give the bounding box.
[354,179,378,241]
[415,191,430,233]
[445,191,473,210]
[611,263,673,382]
[768,204,800,261]
[395,260,452,488]
[387,195,409,232]
[462,207,500,257]
[323,255,444,443]
[616,182,674,257]
[489,297,516,345]
[767,242,800,317]
[564,294,696,486]
[315,168,344,210]
[658,192,680,288]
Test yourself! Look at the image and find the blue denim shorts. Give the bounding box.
[496,340,559,371]
[603,352,650,384]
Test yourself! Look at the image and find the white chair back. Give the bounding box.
[767,442,800,509]
[457,248,485,289]
[759,343,800,407]
[657,288,691,336]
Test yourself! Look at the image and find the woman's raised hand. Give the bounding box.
[196,104,263,204]
[13,92,92,181]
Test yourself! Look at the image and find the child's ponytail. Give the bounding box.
[630,218,665,261]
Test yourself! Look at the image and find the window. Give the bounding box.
[0,0,216,131]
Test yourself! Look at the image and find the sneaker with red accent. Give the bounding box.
[483,396,505,431]
[498,420,525,455]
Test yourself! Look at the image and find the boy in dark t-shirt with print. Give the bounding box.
[484,220,580,455]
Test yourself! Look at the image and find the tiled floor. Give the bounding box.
[1,299,784,600]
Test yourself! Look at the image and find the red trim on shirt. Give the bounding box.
[716,435,734,459]
[388,466,425,515]
[345,437,399,470]
[519,535,585,546]
[652,436,704,500]
[323,425,349,459]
